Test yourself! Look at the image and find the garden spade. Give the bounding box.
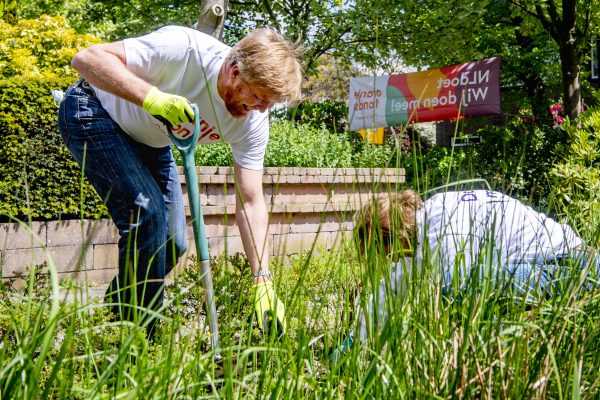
[167,104,220,355]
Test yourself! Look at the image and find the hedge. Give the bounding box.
[0,16,107,221]
[0,77,108,221]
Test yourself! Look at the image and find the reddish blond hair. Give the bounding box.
[227,28,303,104]
[355,190,423,251]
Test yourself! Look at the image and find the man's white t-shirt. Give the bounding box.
[92,25,269,170]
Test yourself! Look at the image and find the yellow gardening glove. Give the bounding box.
[142,86,193,128]
[253,282,286,336]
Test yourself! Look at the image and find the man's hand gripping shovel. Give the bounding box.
[167,104,220,360]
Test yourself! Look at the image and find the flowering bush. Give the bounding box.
[549,103,565,126]
[549,100,586,127]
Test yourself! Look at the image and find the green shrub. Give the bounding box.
[401,116,567,202]
[190,139,234,167]
[270,100,348,132]
[473,118,566,199]
[548,107,600,239]
[166,253,254,334]
[274,245,360,345]
[191,119,396,168]
[266,120,355,167]
[0,17,106,221]
[349,131,398,169]
[400,146,470,193]
[0,78,108,221]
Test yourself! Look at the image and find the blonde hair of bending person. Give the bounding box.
[355,190,423,255]
[226,28,304,104]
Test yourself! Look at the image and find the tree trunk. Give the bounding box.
[513,22,548,120]
[559,44,582,120]
[558,0,581,120]
[532,0,582,121]
[196,0,229,40]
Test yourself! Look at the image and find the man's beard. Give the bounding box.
[223,84,248,118]
[225,102,247,118]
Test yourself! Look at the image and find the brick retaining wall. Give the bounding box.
[1,167,404,284]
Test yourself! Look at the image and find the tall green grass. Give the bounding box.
[2,224,599,398]
[2,110,600,398]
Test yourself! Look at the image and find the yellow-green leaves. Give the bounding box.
[0,15,100,80]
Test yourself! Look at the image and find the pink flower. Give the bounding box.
[549,104,563,114]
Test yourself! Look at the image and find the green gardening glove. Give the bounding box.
[253,282,286,336]
[143,86,193,128]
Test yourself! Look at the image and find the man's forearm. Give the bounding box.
[233,163,271,282]
[236,198,270,279]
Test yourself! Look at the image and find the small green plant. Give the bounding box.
[548,107,600,240]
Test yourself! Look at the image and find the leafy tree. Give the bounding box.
[9,0,598,124]
[225,0,361,74]
[301,54,362,103]
[355,0,598,121]
[523,0,598,119]
[9,0,199,41]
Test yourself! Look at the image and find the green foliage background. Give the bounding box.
[422,120,565,199]
[188,119,396,169]
[549,110,600,238]
[0,16,106,221]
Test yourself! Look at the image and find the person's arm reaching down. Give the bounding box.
[234,162,286,335]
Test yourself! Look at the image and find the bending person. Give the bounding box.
[334,189,599,359]
[58,26,303,337]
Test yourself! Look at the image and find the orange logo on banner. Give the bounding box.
[357,127,385,144]
[407,69,446,109]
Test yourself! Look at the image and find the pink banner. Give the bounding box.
[349,57,501,130]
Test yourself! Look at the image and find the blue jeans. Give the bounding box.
[500,252,600,299]
[58,78,187,333]
[440,251,600,299]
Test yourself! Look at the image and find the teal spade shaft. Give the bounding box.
[168,104,219,352]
